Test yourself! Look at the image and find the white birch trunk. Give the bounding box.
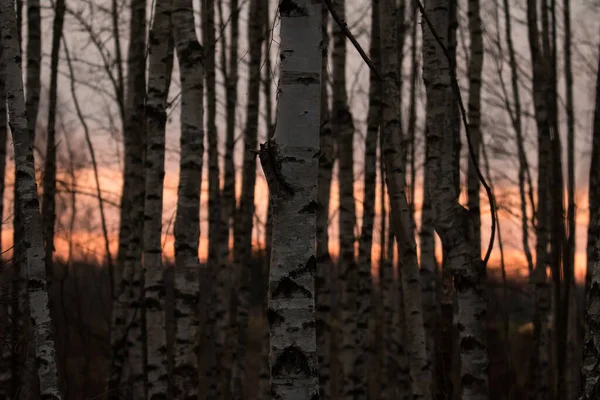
[0,1,61,396]
[172,0,204,396]
[380,1,432,397]
[144,0,174,397]
[259,0,322,397]
[421,0,489,398]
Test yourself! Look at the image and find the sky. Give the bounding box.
[1,0,599,283]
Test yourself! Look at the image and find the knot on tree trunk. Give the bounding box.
[258,138,295,200]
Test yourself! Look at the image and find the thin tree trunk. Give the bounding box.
[355,1,380,398]
[172,0,204,396]
[217,0,239,395]
[0,50,10,399]
[231,0,263,396]
[316,5,333,399]
[203,0,226,397]
[25,0,40,139]
[143,0,174,396]
[0,1,61,395]
[380,2,432,397]
[421,0,489,398]
[259,2,322,397]
[331,0,357,397]
[562,0,579,395]
[466,0,483,260]
[110,0,148,396]
[580,40,600,400]
[258,1,274,397]
[41,0,65,287]
[500,0,534,277]
[526,1,552,398]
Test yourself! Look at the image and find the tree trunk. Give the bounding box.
[25,0,40,138]
[526,1,554,398]
[0,1,61,395]
[231,0,263,396]
[0,50,11,399]
[41,0,65,287]
[421,0,489,398]
[355,1,380,398]
[331,0,357,397]
[203,0,226,397]
[316,5,333,399]
[259,2,322,397]
[218,0,239,395]
[172,0,204,396]
[580,40,600,400]
[466,0,483,261]
[380,1,432,397]
[501,0,535,277]
[143,0,174,397]
[108,0,148,395]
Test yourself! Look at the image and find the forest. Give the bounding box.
[0,0,599,399]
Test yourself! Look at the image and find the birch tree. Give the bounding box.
[355,1,380,397]
[107,0,148,395]
[316,5,333,399]
[41,0,65,284]
[580,41,600,400]
[526,1,553,397]
[0,50,10,400]
[421,0,489,397]
[380,1,431,397]
[231,0,264,395]
[0,0,61,396]
[258,1,321,398]
[143,0,174,396]
[331,0,357,396]
[172,0,204,396]
[466,0,483,260]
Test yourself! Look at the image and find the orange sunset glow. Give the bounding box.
[1,161,590,283]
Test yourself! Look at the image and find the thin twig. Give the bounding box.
[416,0,496,268]
[322,0,382,80]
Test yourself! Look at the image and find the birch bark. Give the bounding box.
[0,51,10,399]
[380,1,432,397]
[316,6,333,399]
[331,0,357,396]
[421,0,489,397]
[526,1,552,397]
[143,0,174,397]
[580,40,600,400]
[110,0,148,396]
[172,0,204,396]
[466,0,483,260]
[0,0,61,396]
[355,1,380,397]
[259,2,322,398]
[231,0,263,396]
[41,0,65,286]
